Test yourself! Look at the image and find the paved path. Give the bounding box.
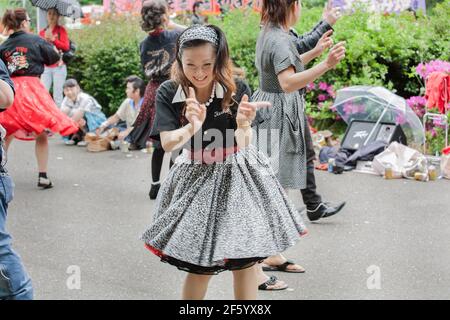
[5,137,450,299]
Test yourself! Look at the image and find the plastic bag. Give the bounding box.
[373,142,428,179]
[441,147,450,179]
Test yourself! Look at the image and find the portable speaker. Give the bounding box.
[341,120,407,151]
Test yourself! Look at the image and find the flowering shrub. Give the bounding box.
[407,60,450,155]
[406,96,427,118]
[416,60,450,80]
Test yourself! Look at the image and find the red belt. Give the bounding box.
[190,146,239,164]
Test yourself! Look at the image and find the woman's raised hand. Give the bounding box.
[236,95,270,127]
[325,41,346,70]
[314,29,334,57]
[185,87,206,132]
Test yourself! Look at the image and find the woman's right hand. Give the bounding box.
[185,87,206,132]
[45,29,55,42]
[325,41,346,70]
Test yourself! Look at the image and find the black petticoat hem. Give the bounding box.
[145,244,266,275]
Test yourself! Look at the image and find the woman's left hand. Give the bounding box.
[236,95,270,127]
[313,30,334,57]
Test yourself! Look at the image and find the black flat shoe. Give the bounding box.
[307,201,346,222]
[38,177,53,189]
[149,183,160,200]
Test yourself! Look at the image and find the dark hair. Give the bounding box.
[63,78,79,89]
[261,0,298,28]
[47,8,60,17]
[2,8,28,32]
[193,1,203,14]
[125,75,146,97]
[141,0,168,32]
[171,25,236,110]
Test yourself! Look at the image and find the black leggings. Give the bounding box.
[151,146,175,184]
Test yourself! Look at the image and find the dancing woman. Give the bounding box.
[141,25,307,300]
[0,8,78,188]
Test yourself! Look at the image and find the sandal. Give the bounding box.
[258,276,288,291]
[262,259,305,273]
[38,177,53,189]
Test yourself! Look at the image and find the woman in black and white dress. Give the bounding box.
[141,25,307,300]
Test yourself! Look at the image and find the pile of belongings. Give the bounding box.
[85,128,119,152]
[372,142,431,181]
[319,140,388,173]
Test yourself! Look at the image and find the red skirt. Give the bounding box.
[0,76,79,141]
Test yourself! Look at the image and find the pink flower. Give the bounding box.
[343,102,354,115]
[407,96,427,118]
[330,104,337,112]
[343,102,365,115]
[416,60,450,79]
[396,113,406,125]
[430,128,437,138]
[326,86,336,98]
[433,117,446,128]
[318,82,329,91]
[306,83,315,91]
[318,94,327,102]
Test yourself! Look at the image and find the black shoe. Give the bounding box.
[306,201,346,222]
[149,183,160,200]
[38,177,53,189]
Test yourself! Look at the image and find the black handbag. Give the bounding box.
[62,40,76,64]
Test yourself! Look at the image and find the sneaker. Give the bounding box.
[64,140,76,146]
[77,141,88,147]
[306,201,346,222]
[38,177,53,189]
[149,183,160,200]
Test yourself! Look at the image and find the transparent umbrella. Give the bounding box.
[331,86,425,149]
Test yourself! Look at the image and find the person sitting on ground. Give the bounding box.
[61,79,106,146]
[96,76,146,149]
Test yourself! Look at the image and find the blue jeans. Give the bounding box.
[0,173,33,300]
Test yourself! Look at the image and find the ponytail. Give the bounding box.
[2,8,28,32]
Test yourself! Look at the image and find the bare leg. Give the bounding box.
[35,132,49,173]
[4,135,14,151]
[232,265,258,300]
[182,273,213,300]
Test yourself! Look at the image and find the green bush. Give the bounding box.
[67,17,146,116]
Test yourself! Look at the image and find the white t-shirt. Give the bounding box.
[115,98,142,128]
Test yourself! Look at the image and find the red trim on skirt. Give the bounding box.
[190,146,240,164]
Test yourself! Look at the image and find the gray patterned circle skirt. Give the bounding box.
[141,145,306,274]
